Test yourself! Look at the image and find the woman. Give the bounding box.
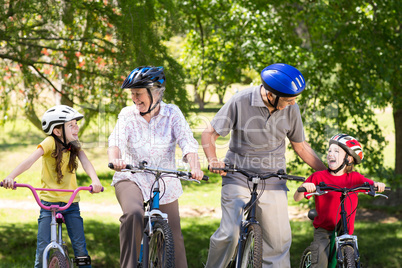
[108,66,203,267]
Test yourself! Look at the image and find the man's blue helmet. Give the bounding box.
[261,63,306,97]
[121,66,165,89]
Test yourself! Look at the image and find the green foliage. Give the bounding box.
[173,0,400,181]
[0,0,190,131]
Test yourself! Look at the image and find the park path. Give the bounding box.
[2,199,396,223]
[0,198,309,220]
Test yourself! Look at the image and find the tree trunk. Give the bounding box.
[394,108,402,175]
[193,83,204,110]
[375,107,402,207]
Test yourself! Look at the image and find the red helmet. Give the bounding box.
[329,134,364,164]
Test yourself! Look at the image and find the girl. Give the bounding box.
[2,105,103,268]
[293,133,385,267]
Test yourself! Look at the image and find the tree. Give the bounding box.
[177,0,399,186]
[0,0,190,134]
[291,0,400,183]
[178,0,246,109]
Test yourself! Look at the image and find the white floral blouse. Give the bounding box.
[108,101,199,204]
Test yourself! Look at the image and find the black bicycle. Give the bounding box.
[211,164,305,268]
[109,161,208,268]
[298,182,390,268]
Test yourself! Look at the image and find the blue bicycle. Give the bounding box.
[109,161,208,268]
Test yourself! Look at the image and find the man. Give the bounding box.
[202,63,327,267]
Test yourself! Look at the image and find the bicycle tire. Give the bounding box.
[338,245,356,268]
[48,250,69,268]
[148,218,175,268]
[299,246,313,268]
[238,223,262,268]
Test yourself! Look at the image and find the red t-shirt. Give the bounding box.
[304,170,373,234]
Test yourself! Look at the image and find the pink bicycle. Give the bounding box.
[1,181,103,268]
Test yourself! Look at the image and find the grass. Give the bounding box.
[1,210,400,268]
[0,102,400,267]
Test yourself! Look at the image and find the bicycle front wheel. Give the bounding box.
[299,246,312,268]
[148,218,175,268]
[338,245,357,268]
[48,250,69,268]
[239,223,262,268]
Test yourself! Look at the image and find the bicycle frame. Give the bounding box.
[211,165,305,268]
[140,174,169,268]
[110,161,208,268]
[234,177,260,266]
[1,181,99,268]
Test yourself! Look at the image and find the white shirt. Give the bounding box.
[108,102,199,204]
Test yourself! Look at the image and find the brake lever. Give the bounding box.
[373,193,388,199]
[306,190,328,198]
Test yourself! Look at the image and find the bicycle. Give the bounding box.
[210,164,305,268]
[109,160,209,268]
[0,181,103,268]
[298,182,390,268]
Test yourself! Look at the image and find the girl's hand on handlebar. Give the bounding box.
[91,181,103,193]
[2,177,15,189]
[374,182,385,192]
[110,159,127,171]
[208,160,227,176]
[301,182,316,193]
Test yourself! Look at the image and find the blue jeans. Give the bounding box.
[34,201,91,268]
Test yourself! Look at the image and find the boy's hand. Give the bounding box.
[301,182,316,193]
[374,182,385,192]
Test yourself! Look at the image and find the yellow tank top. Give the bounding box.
[38,136,80,203]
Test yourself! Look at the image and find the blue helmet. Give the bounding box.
[261,63,306,97]
[121,66,165,89]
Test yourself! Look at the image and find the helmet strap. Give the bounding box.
[266,90,279,112]
[51,125,72,151]
[139,88,161,116]
[328,154,349,174]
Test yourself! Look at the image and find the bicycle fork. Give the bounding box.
[138,181,169,268]
[42,209,68,268]
[336,235,360,265]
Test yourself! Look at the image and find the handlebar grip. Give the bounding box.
[210,167,227,171]
[202,175,209,181]
[89,185,105,193]
[0,181,16,188]
[284,175,305,182]
[297,187,307,192]
[374,186,391,191]
[108,163,134,170]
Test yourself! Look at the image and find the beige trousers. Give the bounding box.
[115,180,187,268]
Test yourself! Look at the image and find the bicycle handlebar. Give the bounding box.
[1,181,104,211]
[210,164,305,182]
[108,162,209,182]
[297,182,391,197]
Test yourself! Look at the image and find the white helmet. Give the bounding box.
[42,105,84,135]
